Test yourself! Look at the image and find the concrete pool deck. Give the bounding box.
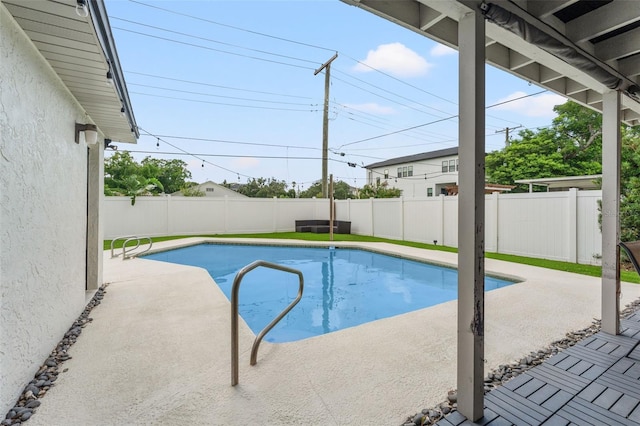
[27,238,640,425]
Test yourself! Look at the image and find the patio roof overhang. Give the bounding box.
[340,0,639,422]
[3,0,138,144]
[515,174,602,191]
[340,0,640,126]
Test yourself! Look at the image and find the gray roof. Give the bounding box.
[365,147,458,169]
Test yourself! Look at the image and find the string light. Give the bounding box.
[75,0,88,17]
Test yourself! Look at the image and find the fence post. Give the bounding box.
[568,188,578,263]
[166,195,171,236]
[490,192,499,253]
[400,196,405,241]
[438,194,445,246]
[369,197,375,236]
[224,195,229,234]
[273,196,278,232]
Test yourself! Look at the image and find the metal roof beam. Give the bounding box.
[566,1,640,43]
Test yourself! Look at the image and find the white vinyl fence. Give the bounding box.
[104,189,603,265]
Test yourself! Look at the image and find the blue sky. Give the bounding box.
[105,0,567,189]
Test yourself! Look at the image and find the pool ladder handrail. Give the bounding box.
[110,235,153,260]
[231,260,304,386]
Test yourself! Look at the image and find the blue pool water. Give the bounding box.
[144,244,515,342]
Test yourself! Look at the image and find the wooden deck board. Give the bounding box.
[435,326,640,426]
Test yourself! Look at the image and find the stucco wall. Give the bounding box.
[0,5,90,413]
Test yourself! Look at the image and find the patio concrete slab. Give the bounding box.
[27,238,640,425]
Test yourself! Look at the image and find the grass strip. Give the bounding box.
[104,232,639,284]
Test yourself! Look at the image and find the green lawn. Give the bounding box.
[104,232,640,284]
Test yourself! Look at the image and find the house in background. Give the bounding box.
[1,0,137,413]
[172,181,248,198]
[365,147,459,197]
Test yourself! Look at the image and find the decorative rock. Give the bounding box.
[447,391,457,404]
[412,413,425,425]
[1,285,108,425]
[24,401,39,409]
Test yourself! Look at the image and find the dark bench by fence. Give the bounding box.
[295,220,351,234]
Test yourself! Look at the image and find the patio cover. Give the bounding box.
[340,0,640,421]
[515,174,602,191]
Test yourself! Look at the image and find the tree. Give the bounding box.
[104,153,191,198]
[299,180,354,199]
[299,181,322,198]
[180,182,205,197]
[486,101,603,191]
[104,152,140,192]
[236,177,291,198]
[118,175,163,205]
[358,181,402,198]
[140,157,191,194]
[620,125,640,242]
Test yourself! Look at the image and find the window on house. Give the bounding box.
[206,188,214,192]
[449,160,455,172]
[384,169,389,179]
[427,188,433,197]
[456,159,459,171]
[397,167,402,178]
[376,177,381,186]
[442,161,448,173]
[408,166,413,177]
[402,166,407,177]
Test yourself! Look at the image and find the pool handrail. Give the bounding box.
[110,235,138,258]
[231,260,304,386]
[121,236,153,260]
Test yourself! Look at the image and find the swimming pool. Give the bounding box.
[144,243,515,342]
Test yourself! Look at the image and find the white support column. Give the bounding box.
[457,5,486,421]
[601,90,621,335]
[86,143,104,291]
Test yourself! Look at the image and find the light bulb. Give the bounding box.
[75,0,88,17]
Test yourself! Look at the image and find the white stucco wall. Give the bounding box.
[0,5,92,413]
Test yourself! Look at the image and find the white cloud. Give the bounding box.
[342,103,395,115]
[352,42,432,78]
[492,91,566,117]
[231,157,260,169]
[430,44,456,57]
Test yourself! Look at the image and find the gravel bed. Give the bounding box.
[402,298,640,426]
[2,285,108,426]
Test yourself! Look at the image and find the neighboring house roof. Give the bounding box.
[515,174,602,191]
[3,0,138,143]
[365,147,458,169]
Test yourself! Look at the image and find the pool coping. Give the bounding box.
[137,237,525,283]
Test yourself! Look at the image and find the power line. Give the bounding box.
[111,16,321,66]
[125,71,313,99]
[334,90,550,149]
[130,91,318,112]
[128,83,318,106]
[112,26,316,71]
[145,134,322,151]
[128,0,335,53]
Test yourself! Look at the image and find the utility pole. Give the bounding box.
[495,125,522,146]
[314,52,338,198]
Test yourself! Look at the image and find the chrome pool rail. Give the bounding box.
[110,235,153,260]
[231,260,304,386]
